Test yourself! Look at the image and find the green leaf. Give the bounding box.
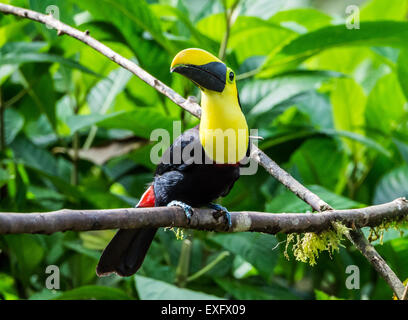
[361,0,408,21]
[0,41,47,55]
[0,167,12,188]
[215,278,299,300]
[281,21,408,55]
[373,165,408,204]
[260,21,408,77]
[266,185,363,213]
[31,73,57,130]
[0,52,98,76]
[195,13,225,42]
[321,129,392,158]
[290,138,347,192]
[397,49,408,100]
[393,138,408,163]
[211,233,278,281]
[240,0,291,20]
[54,286,131,300]
[0,273,19,300]
[87,66,133,114]
[3,234,45,283]
[269,8,333,32]
[4,108,24,145]
[315,289,343,300]
[229,16,297,64]
[75,0,172,52]
[365,73,406,135]
[241,70,338,123]
[330,78,366,157]
[67,109,174,138]
[11,135,58,176]
[135,275,222,300]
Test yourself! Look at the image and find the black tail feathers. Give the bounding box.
[96,228,157,277]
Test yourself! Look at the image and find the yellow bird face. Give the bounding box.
[170,48,236,94]
[171,48,248,164]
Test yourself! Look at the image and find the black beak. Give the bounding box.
[171,61,226,92]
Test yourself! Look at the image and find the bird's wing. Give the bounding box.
[154,125,205,176]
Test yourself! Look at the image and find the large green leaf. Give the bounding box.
[321,129,392,158]
[215,278,299,300]
[260,21,408,77]
[195,13,225,43]
[373,165,408,204]
[67,108,174,139]
[269,8,333,32]
[397,49,408,100]
[361,0,408,21]
[75,0,172,52]
[365,73,406,135]
[290,138,347,192]
[3,234,45,283]
[211,233,278,281]
[240,0,296,20]
[31,73,57,130]
[0,273,19,300]
[4,108,24,145]
[0,167,12,188]
[266,185,363,213]
[229,16,297,64]
[55,286,131,300]
[0,52,98,75]
[330,78,366,157]
[241,70,338,124]
[11,135,58,176]
[0,41,47,55]
[135,275,222,300]
[87,66,133,114]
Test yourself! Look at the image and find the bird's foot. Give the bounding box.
[208,203,232,229]
[167,200,194,223]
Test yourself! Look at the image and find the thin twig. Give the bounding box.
[218,0,240,60]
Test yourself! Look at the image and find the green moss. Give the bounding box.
[285,222,350,266]
[368,220,407,245]
[164,227,186,240]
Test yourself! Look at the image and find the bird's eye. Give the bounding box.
[229,71,234,81]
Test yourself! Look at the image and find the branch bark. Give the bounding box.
[0,198,406,235]
[0,3,406,299]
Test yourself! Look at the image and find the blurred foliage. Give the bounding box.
[0,0,408,300]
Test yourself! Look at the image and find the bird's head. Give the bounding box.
[170,48,236,95]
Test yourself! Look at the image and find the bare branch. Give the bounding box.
[0,198,406,235]
[402,284,408,300]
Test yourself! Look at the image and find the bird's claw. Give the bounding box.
[209,203,232,229]
[167,200,194,223]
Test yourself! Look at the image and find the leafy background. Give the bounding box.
[1,0,408,300]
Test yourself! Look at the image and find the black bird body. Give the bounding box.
[154,125,240,207]
[96,126,241,277]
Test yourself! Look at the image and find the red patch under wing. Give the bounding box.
[136,185,155,207]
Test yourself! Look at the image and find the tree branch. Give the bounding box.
[0,3,406,299]
[0,198,406,235]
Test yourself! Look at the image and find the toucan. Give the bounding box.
[96,48,249,277]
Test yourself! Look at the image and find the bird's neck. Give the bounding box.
[199,86,249,164]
